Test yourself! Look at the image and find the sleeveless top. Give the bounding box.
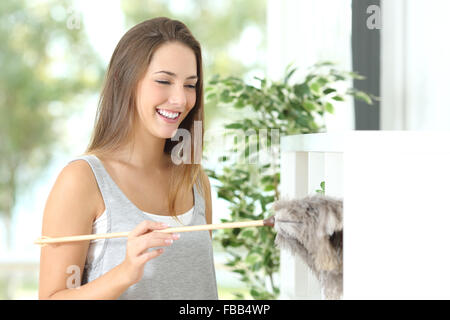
[68,154,218,300]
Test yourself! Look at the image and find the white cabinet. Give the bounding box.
[279,131,450,299]
[279,133,344,299]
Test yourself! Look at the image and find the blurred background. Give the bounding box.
[0,0,449,299]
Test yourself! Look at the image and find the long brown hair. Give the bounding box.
[83,17,210,218]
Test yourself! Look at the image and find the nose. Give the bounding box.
[167,84,187,108]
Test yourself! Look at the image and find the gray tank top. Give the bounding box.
[68,154,218,300]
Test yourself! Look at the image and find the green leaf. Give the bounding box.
[235,99,245,108]
[325,102,334,114]
[231,83,244,92]
[305,74,315,83]
[317,77,329,86]
[354,90,373,104]
[240,90,251,99]
[251,261,262,271]
[284,67,297,84]
[348,71,365,80]
[233,292,245,299]
[232,269,246,275]
[206,92,217,101]
[208,74,220,84]
[260,175,274,184]
[254,76,267,89]
[313,61,335,68]
[250,289,260,298]
[303,100,316,111]
[218,155,229,162]
[220,89,233,103]
[332,95,345,102]
[320,181,325,190]
[323,88,337,95]
[293,83,309,96]
[245,253,259,264]
[333,74,347,81]
[225,260,237,267]
[225,123,243,129]
[316,181,326,194]
[230,240,243,247]
[241,229,254,238]
[310,82,321,95]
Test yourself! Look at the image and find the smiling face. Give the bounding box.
[134,41,198,139]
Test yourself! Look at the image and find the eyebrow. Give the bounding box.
[153,70,198,80]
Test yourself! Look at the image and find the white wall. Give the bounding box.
[381,0,450,130]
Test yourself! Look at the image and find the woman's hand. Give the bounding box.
[120,220,180,286]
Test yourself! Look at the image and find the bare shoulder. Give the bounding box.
[60,160,101,206]
[61,159,98,189]
[42,159,104,229]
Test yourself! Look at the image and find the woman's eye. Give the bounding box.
[155,80,195,89]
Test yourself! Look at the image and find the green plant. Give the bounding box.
[316,181,326,195]
[205,62,373,299]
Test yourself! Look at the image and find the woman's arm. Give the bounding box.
[43,263,130,300]
[38,161,129,299]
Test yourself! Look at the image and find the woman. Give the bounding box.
[38,17,218,300]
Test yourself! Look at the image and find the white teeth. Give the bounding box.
[157,109,180,119]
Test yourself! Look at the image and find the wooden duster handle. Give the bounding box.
[34,217,275,247]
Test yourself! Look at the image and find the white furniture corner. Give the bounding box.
[279,132,344,299]
[279,131,450,299]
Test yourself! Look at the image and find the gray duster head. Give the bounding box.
[273,194,343,299]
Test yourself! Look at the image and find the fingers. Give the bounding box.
[138,248,165,264]
[122,221,179,285]
[129,220,168,238]
[134,232,180,256]
[127,221,182,259]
